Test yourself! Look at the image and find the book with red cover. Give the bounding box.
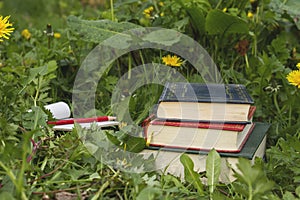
[141,123,269,183]
[142,107,256,153]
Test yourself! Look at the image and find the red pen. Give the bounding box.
[47,116,117,125]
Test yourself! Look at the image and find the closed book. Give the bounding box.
[141,123,269,183]
[144,119,255,153]
[157,82,254,122]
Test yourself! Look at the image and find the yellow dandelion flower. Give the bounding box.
[296,62,300,69]
[160,12,164,17]
[162,55,183,67]
[21,29,31,40]
[223,7,227,12]
[0,15,14,42]
[54,32,61,39]
[286,70,300,88]
[143,6,154,19]
[159,2,164,7]
[247,11,254,18]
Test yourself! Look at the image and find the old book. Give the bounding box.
[157,82,254,122]
[144,119,255,153]
[141,123,269,183]
[44,102,119,131]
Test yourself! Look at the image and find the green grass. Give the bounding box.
[0,0,300,199]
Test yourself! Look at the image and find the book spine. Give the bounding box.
[141,114,156,143]
[141,114,155,126]
[234,123,256,152]
[247,106,256,120]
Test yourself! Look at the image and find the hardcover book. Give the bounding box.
[157,82,254,122]
[141,123,269,183]
[144,117,255,153]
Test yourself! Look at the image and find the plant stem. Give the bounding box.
[128,55,132,79]
[248,180,253,200]
[91,170,119,200]
[0,161,18,188]
[18,143,29,200]
[139,50,149,83]
[252,33,257,57]
[215,0,223,9]
[33,178,95,186]
[110,0,115,22]
[288,103,292,127]
[0,160,28,200]
[245,54,250,68]
[273,92,282,120]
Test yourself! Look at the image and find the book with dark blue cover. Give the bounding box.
[156,82,254,122]
[159,82,254,104]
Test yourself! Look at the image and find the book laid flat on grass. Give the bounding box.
[141,123,269,183]
[157,82,254,122]
[45,102,119,131]
[144,118,255,153]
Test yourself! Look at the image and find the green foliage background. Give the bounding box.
[0,0,300,199]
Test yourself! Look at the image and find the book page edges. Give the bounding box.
[157,102,251,122]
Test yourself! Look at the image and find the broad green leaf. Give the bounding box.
[67,15,141,43]
[89,172,101,180]
[0,191,16,200]
[22,106,48,130]
[143,29,181,46]
[211,192,233,200]
[205,10,249,35]
[122,135,146,153]
[283,0,300,29]
[19,61,57,94]
[206,149,221,194]
[233,158,274,199]
[26,66,47,85]
[174,0,210,35]
[234,158,260,185]
[282,191,297,200]
[270,0,300,29]
[180,153,204,196]
[105,131,146,153]
[296,186,300,197]
[45,60,58,74]
[136,186,161,200]
[186,7,206,35]
[105,131,122,147]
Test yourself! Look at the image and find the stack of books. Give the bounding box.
[142,82,269,182]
